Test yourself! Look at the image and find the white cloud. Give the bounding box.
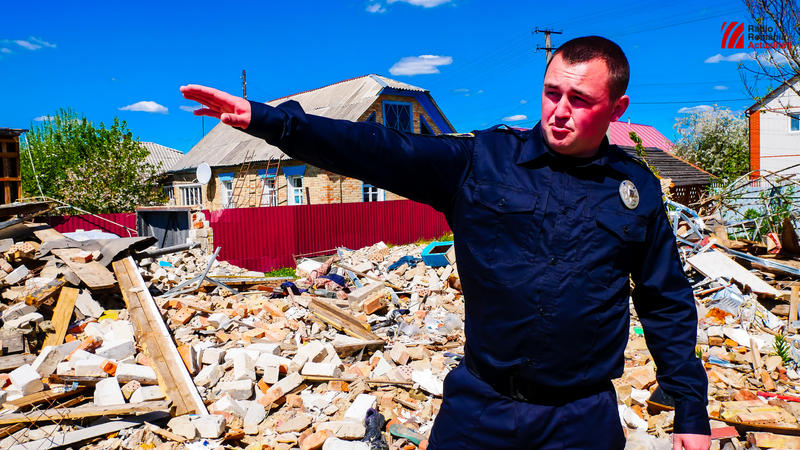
[502,114,528,122]
[179,105,202,112]
[713,85,729,90]
[520,99,528,104]
[29,37,56,48]
[388,0,452,7]
[677,105,713,114]
[704,52,752,63]
[476,89,484,94]
[0,48,10,54]
[453,88,469,93]
[366,2,386,12]
[14,40,40,50]
[389,54,453,76]
[33,115,55,122]
[119,101,168,114]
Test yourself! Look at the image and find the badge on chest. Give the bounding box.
[619,180,639,210]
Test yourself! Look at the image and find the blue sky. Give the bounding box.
[1,0,761,153]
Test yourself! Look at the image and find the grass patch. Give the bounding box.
[264,267,296,278]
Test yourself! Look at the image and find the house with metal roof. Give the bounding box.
[607,121,714,204]
[141,141,184,174]
[745,75,800,178]
[167,74,455,210]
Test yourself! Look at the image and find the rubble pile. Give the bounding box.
[7,176,800,449]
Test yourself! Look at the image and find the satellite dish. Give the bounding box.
[196,163,211,185]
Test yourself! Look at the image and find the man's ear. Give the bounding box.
[610,95,629,122]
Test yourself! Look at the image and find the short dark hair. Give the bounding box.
[549,36,630,100]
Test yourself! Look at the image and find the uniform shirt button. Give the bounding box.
[498,198,506,206]
[539,306,545,316]
[623,225,630,234]
[549,257,556,265]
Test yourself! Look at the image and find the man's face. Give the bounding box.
[540,54,629,158]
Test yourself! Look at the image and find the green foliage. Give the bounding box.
[628,131,659,176]
[775,333,793,365]
[264,267,296,278]
[21,108,165,214]
[673,106,749,183]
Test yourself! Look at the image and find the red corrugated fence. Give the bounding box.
[45,200,450,272]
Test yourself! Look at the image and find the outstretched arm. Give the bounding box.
[180,84,473,212]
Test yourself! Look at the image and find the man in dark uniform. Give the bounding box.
[181,36,711,449]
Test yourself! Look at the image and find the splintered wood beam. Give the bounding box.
[0,354,35,372]
[42,287,79,348]
[309,298,383,342]
[112,257,207,416]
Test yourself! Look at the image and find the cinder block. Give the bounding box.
[212,395,246,418]
[246,342,282,356]
[73,360,106,377]
[218,379,254,400]
[196,363,223,387]
[301,362,342,378]
[291,341,328,370]
[9,364,43,395]
[95,339,136,361]
[191,414,226,438]
[233,352,256,381]
[344,394,377,422]
[347,282,384,303]
[129,385,165,403]
[114,363,158,384]
[4,265,30,285]
[201,347,226,365]
[31,346,64,377]
[168,415,197,439]
[94,377,125,406]
[262,364,280,384]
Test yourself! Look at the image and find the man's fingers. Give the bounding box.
[221,112,249,129]
[194,108,222,119]
[180,85,236,112]
[672,435,681,450]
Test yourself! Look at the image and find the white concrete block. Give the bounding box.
[168,415,197,439]
[115,363,158,384]
[246,342,281,356]
[218,379,253,400]
[301,362,342,378]
[129,385,165,403]
[9,364,43,395]
[201,347,226,365]
[75,290,104,318]
[4,265,30,285]
[212,395,246,418]
[94,377,125,406]
[344,394,376,422]
[262,364,280,384]
[56,361,72,376]
[2,302,35,323]
[255,353,291,372]
[291,341,328,369]
[31,346,64,377]
[4,312,43,332]
[243,402,266,434]
[73,360,106,377]
[233,351,256,381]
[95,339,136,361]
[195,363,223,387]
[191,414,226,438]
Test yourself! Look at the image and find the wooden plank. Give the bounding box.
[0,400,170,425]
[23,277,66,307]
[0,353,35,372]
[42,287,79,348]
[8,411,169,450]
[24,222,64,243]
[3,386,88,409]
[791,285,799,326]
[52,248,116,289]
[309,298,383,341]
[112,257,207,416]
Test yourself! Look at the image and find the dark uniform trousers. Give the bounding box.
[428,362,625,450]
[243,99,711,448]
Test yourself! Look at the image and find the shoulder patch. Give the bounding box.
[444,132,474,138]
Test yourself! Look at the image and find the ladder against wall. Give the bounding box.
[226,154,281,208]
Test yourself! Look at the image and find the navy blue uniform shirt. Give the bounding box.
[244,99,710,435]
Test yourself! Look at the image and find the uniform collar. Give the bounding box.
[515,121,613,169]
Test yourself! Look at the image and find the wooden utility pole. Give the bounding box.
[534,28,563,64]
[242,69,247,99]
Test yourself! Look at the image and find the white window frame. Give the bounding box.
[260,176,277,207]
[220,178,234,208]
[363,183,385,202]
[287,175,305,205]
[178,183,202,206]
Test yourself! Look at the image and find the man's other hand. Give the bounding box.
[179,85,252,129]
[673,433,711,450]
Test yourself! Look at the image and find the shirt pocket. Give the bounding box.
[465,185,538,284]
[585,209,648,290]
